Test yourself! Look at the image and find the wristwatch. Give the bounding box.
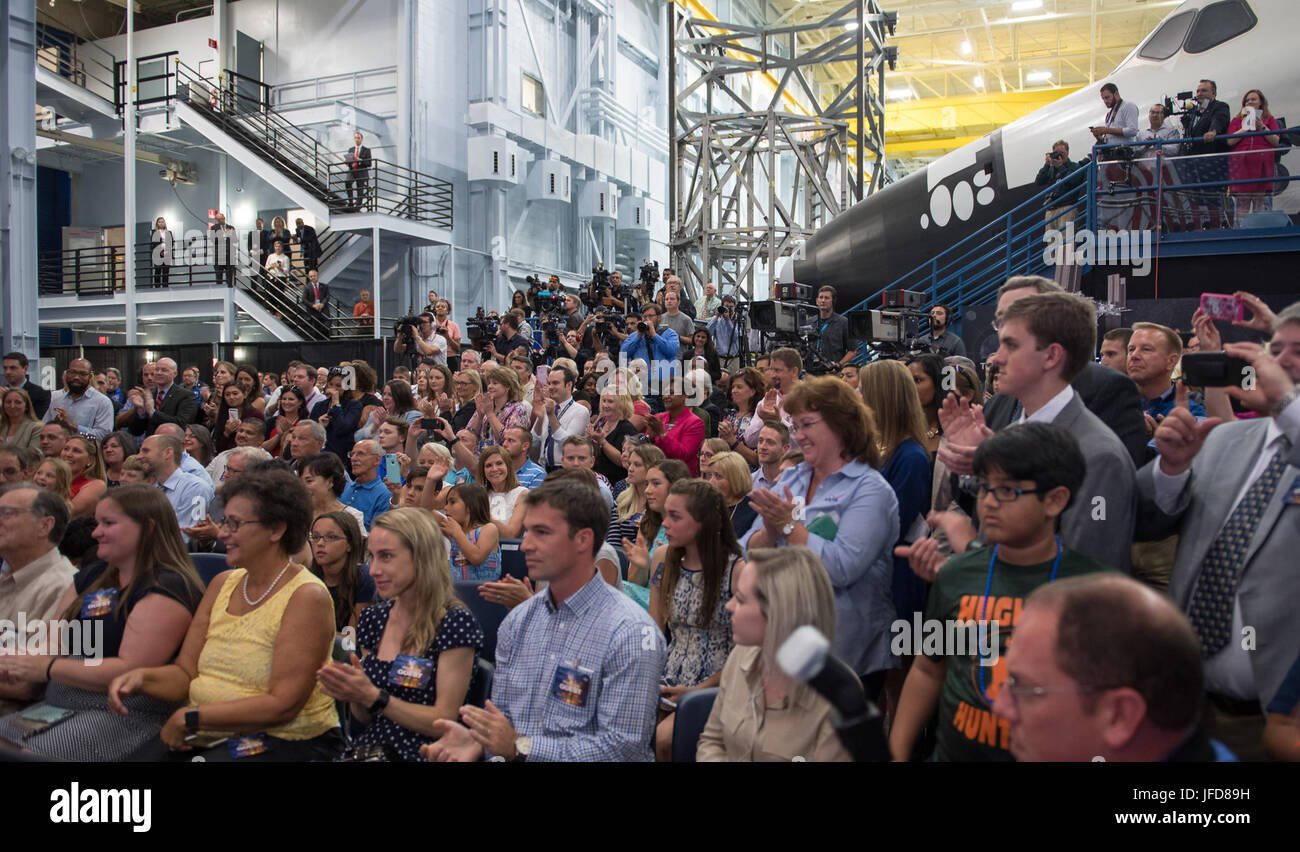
[782,519,796,536]
[512,735,532,762]
[184,707,201,733]
[1271,386,1300,418]
[368,689,391,716]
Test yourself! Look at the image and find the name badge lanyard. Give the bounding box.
[977,536,1062,705]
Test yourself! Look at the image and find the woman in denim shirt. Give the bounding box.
[739,376,899,693]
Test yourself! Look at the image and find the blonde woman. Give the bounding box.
[60,433,108,518]
[702,450,758,538]
[586,391,639,484]
[0,387,42,451]
[454,366,529,469]
[696,547,850,761]
[316,508,483,762]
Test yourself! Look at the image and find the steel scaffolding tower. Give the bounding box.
[668,0,895,301]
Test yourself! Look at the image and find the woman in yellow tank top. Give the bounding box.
[109,468,342,761]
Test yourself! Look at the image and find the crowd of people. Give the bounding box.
[0,270,1296,764]
[1038,79,1288,231]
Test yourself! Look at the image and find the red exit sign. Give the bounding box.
[208,209,218,220]
[98,336,108,345]
[209,38,218,49]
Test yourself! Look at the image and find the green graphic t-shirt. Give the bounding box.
[923,544,1112,762]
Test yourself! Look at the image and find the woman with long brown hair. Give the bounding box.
[1226,89,1282,216]
[477,445,528,538]
[308,510,373,632]
[0,485,205,760]
[213,380,265,454]
[203,360,238,426]
[650,478,741,761]
[102,430,138,488]
[0,386,42,451]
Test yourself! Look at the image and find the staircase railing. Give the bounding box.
[35,10,118,107]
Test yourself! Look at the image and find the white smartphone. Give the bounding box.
[228,408,240,421]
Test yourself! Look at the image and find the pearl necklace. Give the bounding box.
[242,560,293,607]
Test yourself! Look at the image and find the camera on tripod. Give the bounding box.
[394,315,421,341]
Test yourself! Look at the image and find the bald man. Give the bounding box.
[132,356,199,434]
[43,358,114,440]
[992,574,1235,762]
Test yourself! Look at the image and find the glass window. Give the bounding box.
[522,73,545,116]
[1185,0,1257,54]
[1137,10,1195,60]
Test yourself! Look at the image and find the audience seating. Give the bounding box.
[466,658,495,707]
[455,580,509,663]
[499,539,527,580]
[671,687,719,762]
[191,552,230,586]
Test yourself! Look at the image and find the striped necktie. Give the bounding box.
[1187,438,1291,655]
[544,400,571,466]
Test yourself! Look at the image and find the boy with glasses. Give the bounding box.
[890,423,1113,762]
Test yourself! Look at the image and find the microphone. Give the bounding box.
[777,625,889,762]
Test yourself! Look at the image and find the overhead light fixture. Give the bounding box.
[972,74,984,88]
[1011,0,1043,11]
[844,21,858,30]
[960,40,973,56]
[887,88,915,100]
[1026,70,1052,83]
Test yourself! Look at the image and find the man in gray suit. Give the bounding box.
[1141,301,1300,760]
[937,291,1136,574]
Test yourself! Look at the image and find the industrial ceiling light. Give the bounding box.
[887,88,915,100]
[844,20,858,30]
[1026,70,1053,83]
[972,74,983,88]
[1011,0,1044,12]
[960,40,973,55]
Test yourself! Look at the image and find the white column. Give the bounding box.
[124,0,137,343]
[372,227,382,339]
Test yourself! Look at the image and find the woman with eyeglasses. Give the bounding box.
[0,387,41,451]
[0,485,205,760]
[718,367,766,468]
[696,437,730,475]
[102,430,138,489]
[739,376,899,698]
[308,510,374,633]
[701,450,759,539]
[61,434,108,519]
[109,468,343,761]
[213,381,264,454]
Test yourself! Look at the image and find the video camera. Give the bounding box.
[394,315,422,341]
[465,306,499,343]
[590,310,629,349]
[639,260,659,290]
[527,274,567,316]
[1162,92,1198,117]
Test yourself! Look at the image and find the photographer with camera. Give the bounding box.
[432,299,462,364]
[1035,140,1081,226]
[489,313,533,364]
[620,304,680,409]
[393,313,448,367]
[707,294,744,373]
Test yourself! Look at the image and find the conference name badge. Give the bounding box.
[389,654,434,690]
[80,588,119,618]
[550,663,593,707]
[228,735,270,759]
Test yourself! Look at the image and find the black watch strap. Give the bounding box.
[185,707,200,733]
[368,689,391,716]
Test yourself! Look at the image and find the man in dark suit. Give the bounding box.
[2,352,51,419]
[302,269,331,338]
[294,217,321,274]
[1179,79,1231,228]
[131,357,199,433]
[1139,302,1300,760]
[936,288,1137,573]
[209,212,237,287]
[979,277,1148,467]
[344,131,372,212]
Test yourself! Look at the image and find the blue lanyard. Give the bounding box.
[977,537,1062,706]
